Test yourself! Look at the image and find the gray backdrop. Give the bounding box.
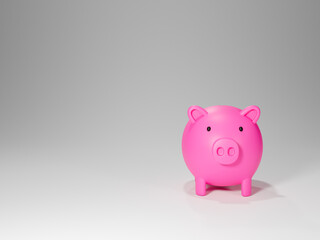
[0,0,319,239]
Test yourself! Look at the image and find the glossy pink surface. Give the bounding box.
[182,105,263,197]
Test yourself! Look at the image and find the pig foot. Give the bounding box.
[241,178,252,197]
[195,177,206,196]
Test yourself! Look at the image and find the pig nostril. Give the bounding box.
[228,147,235,156]
[213,139,239,164]
[217,147,224,156]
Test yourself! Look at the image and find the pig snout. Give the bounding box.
[213,138,239,165]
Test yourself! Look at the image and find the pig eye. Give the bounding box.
[207,126,211,132]
[239,126,243,132]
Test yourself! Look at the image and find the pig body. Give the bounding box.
[182,105,263,197]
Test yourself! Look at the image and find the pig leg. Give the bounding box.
[195,177,206,196]
[241,178,252,197]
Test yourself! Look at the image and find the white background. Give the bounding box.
[0,1,319,239]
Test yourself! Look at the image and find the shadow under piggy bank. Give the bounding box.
[183,179,282,204]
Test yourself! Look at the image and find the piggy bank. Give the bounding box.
[182,105,263,197]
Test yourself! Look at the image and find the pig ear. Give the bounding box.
[188,105,208,123]
[240,105,260,124]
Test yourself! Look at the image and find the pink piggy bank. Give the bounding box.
[182,105,263,197]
